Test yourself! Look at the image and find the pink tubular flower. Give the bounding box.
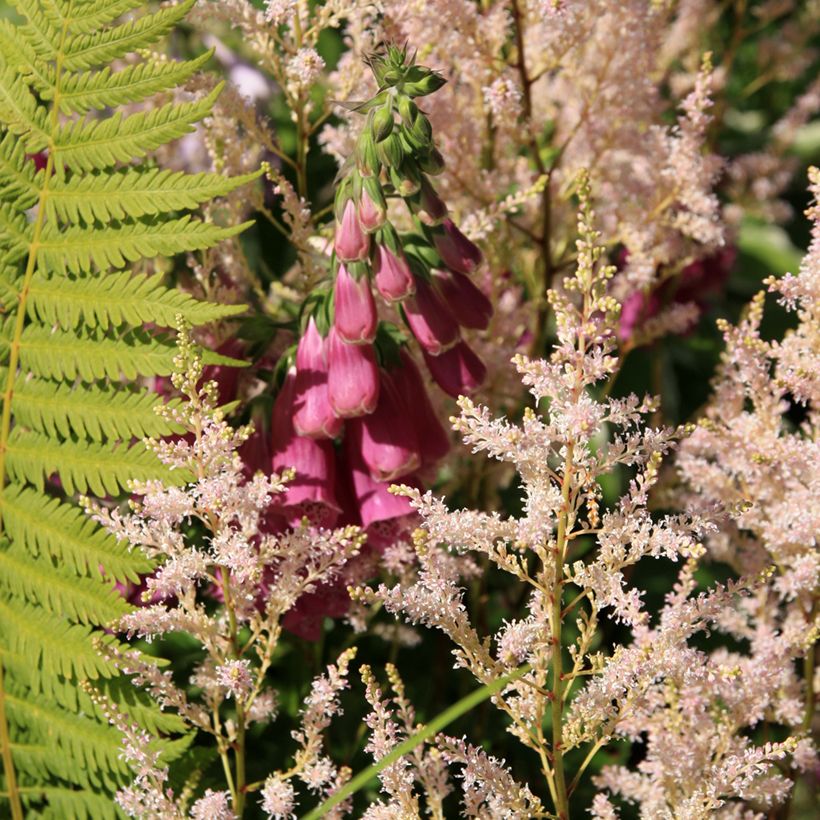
[334,264,378,344]
[432,268,493,330]
[335,199,370,262]
[327,327,380,418]
[358,190,385,232]
[390,348,450,468]
[373,244,416,302]
[423,340,486,398]
[403,275,461,355]
[293,318,343,439]
[271,368,340,526]
[433,218,482,275]
[416,177,448,226]
[347,371,421,482]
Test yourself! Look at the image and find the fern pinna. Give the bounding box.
[0,1,256,816]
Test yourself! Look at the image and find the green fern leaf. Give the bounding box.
[6,431,188,496]
[55,49,214,115]
[22,786,120,820]
[28,269,246,330]
[0,132,40,209]
[12,379,183,441]
[48,166,261,224]
[39,212,249,273]
[63,0,197,72]
[0,62,49,150]
[44,0,146,37]
[0,485,151,584]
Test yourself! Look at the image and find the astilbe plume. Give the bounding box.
[354,177,806,817]
[86,323,363,817]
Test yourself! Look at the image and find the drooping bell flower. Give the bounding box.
[358,189,385,232]
[433,218,482,275]
[346,371,421,482]
[432,269,493,330]
[335,199,370,262]
[423,340,486,398]
[327,327,380,418]
[333,264,377,344]
[271,367,340,527]
[390,348,450,468]
[344,436,419,550]
[373,244,415,302]
[403,275,460,355]
[293,318,343,439]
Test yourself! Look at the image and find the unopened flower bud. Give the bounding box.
[327,328,380,418]
[334,264,377,343]
[358,185,386,233]
[418,146,445,176]
[402,66,447,98]
[423,341,486,398]
[434,219,482,274]
[335,200,370,262]
[403,275,460,355]
[371,104,394,142]
[356,128,380,177]
[376,133,404,169]
[373,244,416,302]
[414,177,448,225]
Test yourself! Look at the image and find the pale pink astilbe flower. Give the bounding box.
[87,325,363,814]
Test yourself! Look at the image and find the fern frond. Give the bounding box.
[0,63,49,150]
[63,0,198,72]
[0,132,40,209]
[21,785,119,820]
[6,431,187,496]
[0,203,33,262]
[13,379,183,441]
[39,212,249,273]
[55,49,214,114]
[0,485,151,584]
[43,0,146,37]
[28,269,246,330]
[48,166,260,224]
[54,84,222,172]
[0,544,130,625]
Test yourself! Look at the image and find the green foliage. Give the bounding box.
[0,1,258,815]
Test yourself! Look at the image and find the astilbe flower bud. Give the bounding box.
[373,244,416,302]
[334,263,377,343]
[293,318,343,439]
[434,218,483,275]
[423,340,486,398]
[335,199,370,262]
[346,371,421,482]
[432,269,493,330]
[390,348,450,469]
[327,327,380,418]
[271,368,340,527]
[403,275,461,355]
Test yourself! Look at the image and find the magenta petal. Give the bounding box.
[358,190,385,232]
[433,269,492,330]
[391,349,450,468]
[373,244,416,302]
[347,372,421,482]
[423,341,486,398]
[334,264,377,343]
[293,318,343,439]
[433,219,482,274]
[335,200,370,262]
[404,276,460,355]
[327,327,380,418]
[416,177,448,226]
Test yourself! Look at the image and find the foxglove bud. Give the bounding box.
[403,275,460,355]
[391,348,450,467]
[434,219,482,275]
[358,186,386,233]
[432,269,492,330]
[356,128,380,177]
[347,372,421,482]
[334,264,377,343]
[419,146,445,176]
[402,66,447,97]
[415,177,448,226]
[335,200,370,262]
[423,341,486,398]
[372,104,394,142]
[271,368,341,518]
[293,318,343,439]
[376,133,404,169]
[373,244,415,302]
[327,327,379,418]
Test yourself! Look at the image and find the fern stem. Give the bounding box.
[0,6,74,812]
